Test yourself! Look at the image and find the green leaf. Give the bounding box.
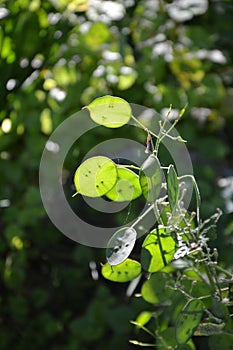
[191,280,212,304]
[139,154,163,202]
[85,95,132,128]
[208,334,233,350]
[141,227,177,273]
[101,259,141,282]
[73,156,117,197]
[135,311,152,327]
[157,328,196,350]
[141,272,171,304]
[105,167,142,202]
[211,297,230,321]
[176,299,204,345]
[167,164,179,211]
[106,227,137,265]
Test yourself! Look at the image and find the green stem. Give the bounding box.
[131,114,158,139]
[155,332,172,350]
[129,340,156,347]
[168,285,193,300]
[179,175,200,224]
[130,321,156,339]
[215,265,233,278]
[199,251,219,294]
[155,104,187,153]
[155,105,172,152]
[157,228,167,267]
[131,204,155,229]
[117,164,141,171]
[153,201,164,226]
[159,116,181,145]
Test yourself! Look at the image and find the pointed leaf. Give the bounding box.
[106,227,137,265]
[141,227,177,272]
[73,156,117,197]
[176,299,203,345]
[167,164,179,211]
[139,154,163,202]
[85,95,131,128]
[106,167,142,202]
[101,259,141,282]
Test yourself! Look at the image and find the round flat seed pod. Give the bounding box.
[106,168,142,202]
[74,156,117,197]
[141,227,177,272]
[102,259,141,282]
[106,227,137,265]
[85,95,132,128]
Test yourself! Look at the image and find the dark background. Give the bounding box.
[0,0,233,349]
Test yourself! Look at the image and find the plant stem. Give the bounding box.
[130,321,156,339]
[131,114,158,139]
[131,203,155,229]
[199,251,219,295]
[178,174,200,224]
[215,265,233,278]
[117,164,141,171]
[155,105,172,152]
[159,116,181,144]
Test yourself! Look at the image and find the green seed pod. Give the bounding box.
[139,154,162,202]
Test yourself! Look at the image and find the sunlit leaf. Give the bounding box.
[85,95,131,128]
[184,269,202,281]
[141,227,177,272]
[106,167,142,202]
[139,154,163,202]
[101,259,141,282]
[73,156,117,197]
[176,299,203,345]
[167,164,179,211]
[135,311,153,327]
[106,227,137,265]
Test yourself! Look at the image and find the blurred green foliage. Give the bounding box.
[0,0,233,349]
